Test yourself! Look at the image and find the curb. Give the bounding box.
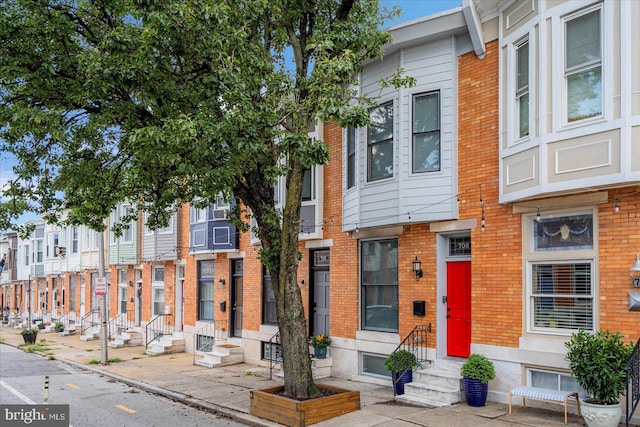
[2,341,278,427]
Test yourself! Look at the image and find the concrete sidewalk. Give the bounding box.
[0,325,587,426]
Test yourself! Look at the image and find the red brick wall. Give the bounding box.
[458,40,523,347]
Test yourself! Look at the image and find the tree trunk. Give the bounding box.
[276,160,318,398]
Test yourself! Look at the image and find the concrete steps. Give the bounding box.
[109,330,143,348]
[195,343,244,368]
[145,332,185,355]
[397,360,464,407]
[79,326,100,341]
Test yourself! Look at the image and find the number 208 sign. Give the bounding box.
[94,276,107,296]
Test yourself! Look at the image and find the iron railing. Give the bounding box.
[192,319,228,365]
[108,310,135,340]
[388,324,432,396]
[145,313,173,348]
[57,311,77,331]
[625,339,640,427]
[80,309,100,336]
[268,331,283,380]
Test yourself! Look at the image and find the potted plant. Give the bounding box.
[384,349,418,395]
[460,354,495,407]
[20,328,39,344]
[565,330,634,427]
[309,334,331,359]
[54,322,64,332]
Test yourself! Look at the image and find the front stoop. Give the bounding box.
[396,366,463,407]
[79,327,101,341]
[145,332,185,355]
[108,330,143,348]
[195,343,244,368]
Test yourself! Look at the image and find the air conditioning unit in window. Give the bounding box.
[213,208,228,220]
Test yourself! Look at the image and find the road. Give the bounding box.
[0,344,245,426]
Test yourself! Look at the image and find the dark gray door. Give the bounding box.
[313,270,330,336]
[232,276,243,337]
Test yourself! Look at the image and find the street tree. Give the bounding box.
[0,0,411,398]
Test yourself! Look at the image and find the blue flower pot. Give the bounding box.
[463,377,489,407]
[392,369,413,395]
[314,347,327,359]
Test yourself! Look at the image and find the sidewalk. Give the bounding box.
[0,326,587,426]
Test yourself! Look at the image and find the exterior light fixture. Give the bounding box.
[412,256,423,280]
[218,278,226,287]
[630,253,640,288]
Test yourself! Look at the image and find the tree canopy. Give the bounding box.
[0,0,405,398]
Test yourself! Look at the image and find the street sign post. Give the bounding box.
[94,276,107,296]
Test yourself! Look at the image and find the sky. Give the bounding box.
[0,0,462,226]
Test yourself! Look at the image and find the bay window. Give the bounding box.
[565,7,602,123]
[367,102,393,181]
[412,91,440,172]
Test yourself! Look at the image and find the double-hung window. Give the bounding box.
[526,212,595,333]
[361,238,398,332]
[367,102,393,181]
[565,6,602,123]
[198,261,214,320]
[412,91,440,173]
[515,40,530,139]
[118,270,128,314]
[121,206,134,243]
[71,227,78,253]
[152,267,165,316]
[346,127,356,189]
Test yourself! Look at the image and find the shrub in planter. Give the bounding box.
[460,354,495,407]
[20,328,39,344]
[565,330,634,427]
[54,322,64,332]
[384,350,418,395]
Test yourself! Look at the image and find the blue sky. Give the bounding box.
[1,0,461,225]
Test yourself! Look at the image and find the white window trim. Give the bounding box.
[120,205,134,244]
[513,37,532,145]
[109,211,118,245]
[557,2,607,129]
[366,100,395,182]
[522,208,598,336]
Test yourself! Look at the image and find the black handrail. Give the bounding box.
[145,314,173,348]
[389,324,432,396]
[80,309,100,336]
[625,339,640,427]
[268,331,283,380]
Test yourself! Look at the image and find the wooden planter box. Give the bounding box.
[250,384,360,427]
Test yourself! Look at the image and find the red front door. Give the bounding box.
[446,261,471,357]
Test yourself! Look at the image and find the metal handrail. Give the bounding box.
[625,339,640,427]
[80,309,100,336]
[388,324,432,396]
[145,313,173,348]
[108,311,134,339]
[268,331,282,380]
[192,319,228,365]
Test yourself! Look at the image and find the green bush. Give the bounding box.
[460,354,495,384]
[384,349,418,372]
[565,330,634,405]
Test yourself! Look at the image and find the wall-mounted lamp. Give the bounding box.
[128,280,134,288]
[218,278,226,287]
[412,256,423,280]
[630,253,640,288]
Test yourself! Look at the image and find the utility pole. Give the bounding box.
[98,231,108,365]
[27,274,31,327]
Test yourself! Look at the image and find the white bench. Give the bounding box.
[509,386,581,425]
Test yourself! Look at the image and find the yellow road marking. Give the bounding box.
[66,384,80,389]
[115,404,136,414]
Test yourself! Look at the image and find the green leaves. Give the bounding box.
[565,330,634,404]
